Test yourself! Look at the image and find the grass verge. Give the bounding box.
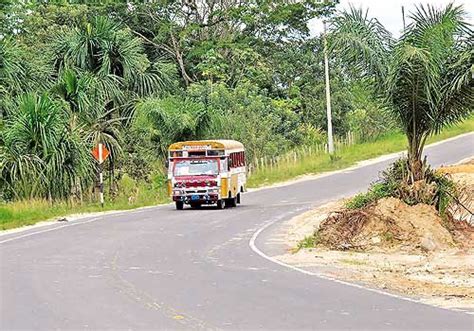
[247,118,474,187]
[0,178,169,231]
[1,118,473,231]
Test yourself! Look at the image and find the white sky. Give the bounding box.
[308,0,474,37]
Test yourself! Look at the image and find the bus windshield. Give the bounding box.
[174,159,219,176]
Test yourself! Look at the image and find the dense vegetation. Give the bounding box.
[333,4,473,214]
[0,1,472,209]
[331,4,473,181]
[0,0,372,203]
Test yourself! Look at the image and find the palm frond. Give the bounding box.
[329,6,393,86]
[386,3,473,165]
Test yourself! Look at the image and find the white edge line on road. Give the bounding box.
[0,203,173,239]
[2,132,472,239]
[247,132,474,193]
[0,217,101,244]
[1,132,473,313]
[248,218,474,316]
[0,201,178,243]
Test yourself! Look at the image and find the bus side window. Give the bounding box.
[220,157,227,172]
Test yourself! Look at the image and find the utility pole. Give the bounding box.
[401,6,406,32]
[323,19,334,154]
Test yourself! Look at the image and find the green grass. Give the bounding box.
[0,176,169,230]
[1,118,473,231]
[294,234,320,252]
[247,117,474,187]
[345,182,394,209]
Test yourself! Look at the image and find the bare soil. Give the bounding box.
[275,160,474,311]
[317,197,471,252]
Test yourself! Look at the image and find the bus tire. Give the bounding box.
[175,201,184,210]
[216,200,225,209]
[237,193,241,204]
[227,196,237,208]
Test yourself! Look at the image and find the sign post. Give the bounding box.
[98,143,104,207]
[92,143,110,207]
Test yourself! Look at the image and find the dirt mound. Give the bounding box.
[438,159,474,224]
[317,197,473,253]
[438,158,474,174]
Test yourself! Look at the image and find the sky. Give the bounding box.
[308,0,474,37]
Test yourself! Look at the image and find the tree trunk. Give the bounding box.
[407,132,427,182]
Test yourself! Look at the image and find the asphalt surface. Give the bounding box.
[1,133,473,330]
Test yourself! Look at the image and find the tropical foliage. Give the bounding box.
[330,4,473,180]
[0,1,472,205]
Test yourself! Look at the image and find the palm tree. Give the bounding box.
[330,4,473,181]
[52,16,176,183]
[53,16,174,107]
[0,37,51,119]
[0,93,94,200]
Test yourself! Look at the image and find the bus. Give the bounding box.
[167,140,246,210]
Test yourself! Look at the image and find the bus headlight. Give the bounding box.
[208,188,219,194]
[173,190,184,196]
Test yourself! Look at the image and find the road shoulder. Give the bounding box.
[261,160,474,314]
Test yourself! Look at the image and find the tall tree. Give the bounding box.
[52,16,176,174]
[330,4,473,180]
[0,93,94,200]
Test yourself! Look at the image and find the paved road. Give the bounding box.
[1,134,473,330]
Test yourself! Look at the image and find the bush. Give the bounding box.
[346,157,459,214]
[346,182,394,209]
[347,107,396,142]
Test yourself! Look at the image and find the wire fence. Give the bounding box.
[247,131,357,176]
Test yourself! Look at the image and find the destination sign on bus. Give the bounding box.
[182,145,211,151]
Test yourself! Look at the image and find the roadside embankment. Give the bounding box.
[1,120,473,231]
[275,160,474,311]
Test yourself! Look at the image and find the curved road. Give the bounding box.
[1,134,473,330]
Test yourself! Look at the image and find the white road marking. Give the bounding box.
[1,133,472,318]
[247,132,474,194]
[248,216,474,316]
[2,133,472,241]
[0,217,101,245]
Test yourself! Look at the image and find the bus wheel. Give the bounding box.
[227,196,237,208]
[237,193,241,204]
[216,200,225,209]
[175,201,184,210]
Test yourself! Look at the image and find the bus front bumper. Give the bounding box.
[172,192,219,204]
